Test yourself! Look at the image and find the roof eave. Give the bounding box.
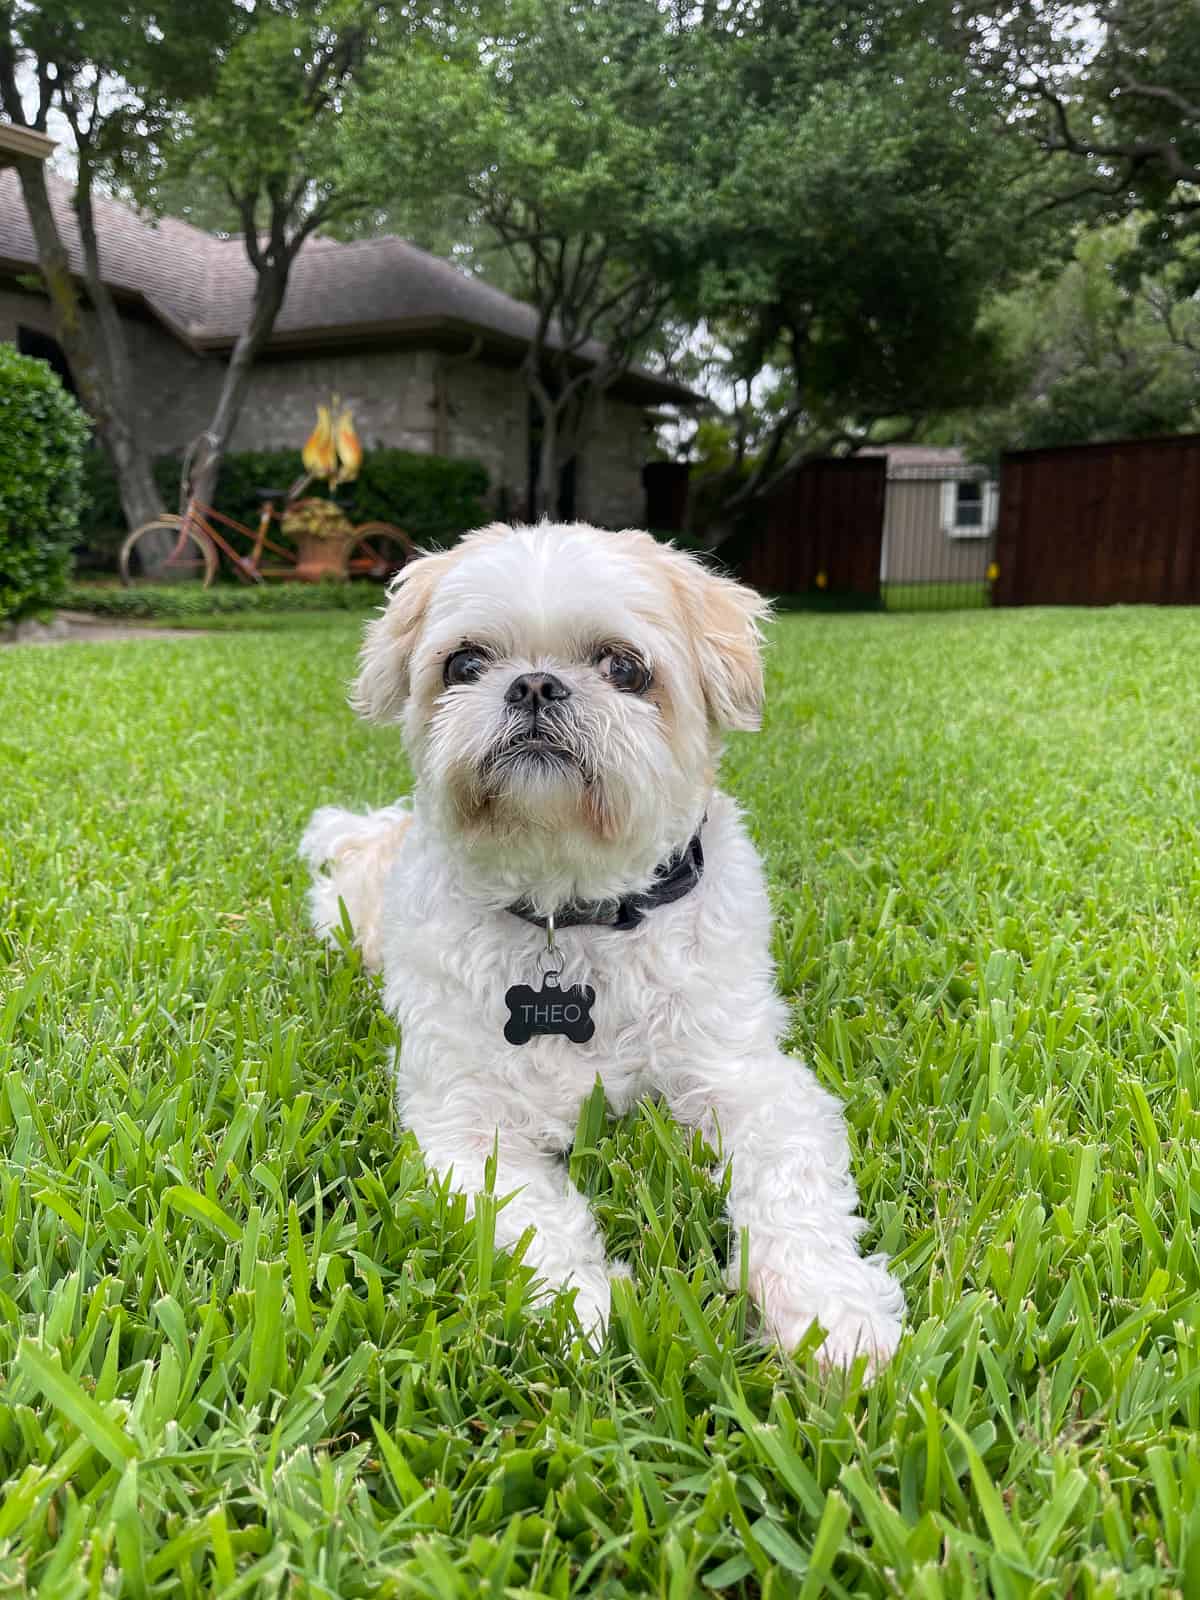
[0,124,57,168]
[187,313,703,405]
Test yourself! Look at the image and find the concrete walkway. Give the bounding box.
[1,610,204,645]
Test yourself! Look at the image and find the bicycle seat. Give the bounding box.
[253,486,289,502]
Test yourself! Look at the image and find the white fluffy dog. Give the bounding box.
[301,521,903,1368]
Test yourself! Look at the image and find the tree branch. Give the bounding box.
[1115,76,1200,126]
[230,184,265,272]
[0,22,28,125]
[1030,70,1200,183]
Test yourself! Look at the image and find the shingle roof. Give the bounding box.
[859,445,966,468]
[0,171,696,404]
[860,444,991,480]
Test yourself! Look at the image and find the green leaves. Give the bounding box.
[962,220,1200,460]
[161,1185,242,1243]
[0,346,89,623]
[979,0,1200,270]
[16,1340,139,1472]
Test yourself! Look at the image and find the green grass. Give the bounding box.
[769,582,990,614]
[882,581,991,612]
[4,606,1200,1596]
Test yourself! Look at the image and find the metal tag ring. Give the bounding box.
[539,911,564,978]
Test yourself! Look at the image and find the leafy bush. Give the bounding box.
[352,451,489,546]
[0,346,90,622]
[78,447,490,569]
[63,579,381,619]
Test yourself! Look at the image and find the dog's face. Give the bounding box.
[353,523,768,894]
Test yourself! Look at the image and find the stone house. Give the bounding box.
[0,162,695,528]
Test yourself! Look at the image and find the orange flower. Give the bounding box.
[815,570,828,590]
[333,405,363,486]
[302,403,337,479]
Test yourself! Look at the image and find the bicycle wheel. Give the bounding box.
[348,522,414,579]
[118,516,219,587]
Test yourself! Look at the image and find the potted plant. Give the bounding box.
[282,494,358,580]
[285,397,367,579]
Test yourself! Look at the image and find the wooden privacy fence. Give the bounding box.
[739,456,886,600]
[995,432,1200,607]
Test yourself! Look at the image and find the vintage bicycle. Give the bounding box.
[118,433,413,587]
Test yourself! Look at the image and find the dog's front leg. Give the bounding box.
[663,1056,904,1371]
[402,1094,624,1339]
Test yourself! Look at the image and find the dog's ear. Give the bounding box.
[694,566,771,731]
[675,556,771,732]
[351,550,452,722]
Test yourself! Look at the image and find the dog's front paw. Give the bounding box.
[567,1259,633,1345]
[744,1254,904,1375]
[811,1303,902,1374]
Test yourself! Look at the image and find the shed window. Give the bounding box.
[940,477,997,538]
[955,481,983,527]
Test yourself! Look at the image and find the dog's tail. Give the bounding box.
[300,803,414,974]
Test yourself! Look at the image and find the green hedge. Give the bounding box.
[0,347,89,622]
[63,580,382,619]
[79,448,490,568]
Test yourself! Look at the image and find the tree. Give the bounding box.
[968,1,1200,279]
[355,0,697,516]
[680,10,1040,508]
[356,0,1039,521]
[166,0,401,512]
[954,221,1200,459]
[2,1,408,545]
[0,0,227,542]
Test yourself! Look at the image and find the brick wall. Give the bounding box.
[578,394,650,528]
[0,285,221,452]
[444,357,527,508]
[230,347,438,455]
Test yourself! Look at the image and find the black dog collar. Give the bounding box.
[506,831,705,933]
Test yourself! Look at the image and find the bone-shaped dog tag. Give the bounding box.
[504,973,595,1046]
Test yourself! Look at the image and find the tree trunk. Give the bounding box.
[105,425,168,528]
[534,402,560,518]
[189,266,289,513]
[71,157,170,552]
[12,155,169,564]
[529,360,576,519]
[555,385,599,510]
[541,376,608,520]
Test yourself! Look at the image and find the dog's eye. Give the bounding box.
[444,648,488,686]
[597,650,651,694]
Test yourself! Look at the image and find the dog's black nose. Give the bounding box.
[505,671,571,706]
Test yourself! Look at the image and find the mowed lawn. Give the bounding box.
[3,604,1200,1598]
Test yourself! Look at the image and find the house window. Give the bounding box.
[940,476,997,539]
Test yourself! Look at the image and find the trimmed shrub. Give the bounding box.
[63,580,382,619]
[77,447,490,569]
[351,451,489,546]
[0,346,90,622]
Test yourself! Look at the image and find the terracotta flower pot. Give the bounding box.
[294,528,357,581]
[283,498,356,581]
